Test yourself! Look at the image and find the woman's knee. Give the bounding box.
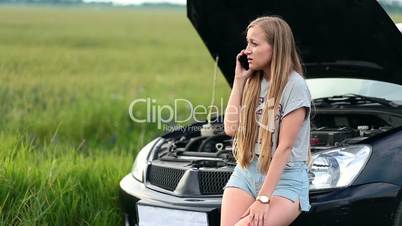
[234,215,252,226]
[220,187,254,226]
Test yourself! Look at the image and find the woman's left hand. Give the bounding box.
[240,200,270,226]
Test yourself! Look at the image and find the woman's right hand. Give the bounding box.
[235,50,253,81]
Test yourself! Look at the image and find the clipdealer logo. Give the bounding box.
[128,98,226,130]
[128,97,277,131]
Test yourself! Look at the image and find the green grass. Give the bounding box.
[0,133,128,226]
[391,13,402,22]
[0,5,230,226]
[0,6,230,149]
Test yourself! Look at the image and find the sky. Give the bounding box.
[83,0,186,5]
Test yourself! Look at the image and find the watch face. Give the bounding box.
[258,196,269,203]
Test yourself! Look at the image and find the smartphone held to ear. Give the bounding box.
[239,54,249,70]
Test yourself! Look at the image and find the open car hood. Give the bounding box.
[187,0,402,86]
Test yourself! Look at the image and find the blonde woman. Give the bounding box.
[221,16,312,226]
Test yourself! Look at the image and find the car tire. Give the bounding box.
[394,199,402,226]
[124,213,138,226]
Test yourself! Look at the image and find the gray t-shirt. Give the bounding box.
[254,71,311,162]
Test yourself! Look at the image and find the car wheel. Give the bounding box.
[124,213,138,226]
[394,199,402,226]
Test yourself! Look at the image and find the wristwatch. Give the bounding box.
[256,195,270,204]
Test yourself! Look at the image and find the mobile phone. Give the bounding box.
[239,53,249,70]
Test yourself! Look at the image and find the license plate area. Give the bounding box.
[137,201,209,226]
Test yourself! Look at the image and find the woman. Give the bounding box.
[221,16,312,226]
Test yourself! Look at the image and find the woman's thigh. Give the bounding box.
[232,195,301,226]
[264,195,301,226]
[221,187,255,226]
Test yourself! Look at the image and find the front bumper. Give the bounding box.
[120,174,400,226]
[119,174,222,226]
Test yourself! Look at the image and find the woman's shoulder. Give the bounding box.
[281,71,309,94]
[287,71,307,87]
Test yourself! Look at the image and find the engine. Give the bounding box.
[155,112,399,164]
[310,125,392,151]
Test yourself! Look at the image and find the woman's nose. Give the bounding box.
[244,47,252,55]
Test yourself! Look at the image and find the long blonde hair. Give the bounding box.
[233,16,309,173]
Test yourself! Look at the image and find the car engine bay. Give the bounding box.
[155,110,401,161]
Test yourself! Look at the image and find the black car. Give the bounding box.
[120,0,402,225]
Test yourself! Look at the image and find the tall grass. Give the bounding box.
[0,5,230,225]
[0,5,230,150]
[0,133,129,226]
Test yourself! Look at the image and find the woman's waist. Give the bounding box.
[254,153,308,169]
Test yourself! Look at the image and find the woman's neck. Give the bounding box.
[263,68,271,80]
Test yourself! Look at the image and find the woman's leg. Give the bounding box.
[220,187,255,226]
[234,215,252,226]
[264,195,301,226]
[232,195,301,226]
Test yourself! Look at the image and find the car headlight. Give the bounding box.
[309,145,372,190]
[131,138,160,182]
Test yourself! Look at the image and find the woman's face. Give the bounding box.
[244,25,273,71]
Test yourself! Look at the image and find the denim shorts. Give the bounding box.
[223,157,311,212]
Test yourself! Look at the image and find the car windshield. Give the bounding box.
[306,78,402,102]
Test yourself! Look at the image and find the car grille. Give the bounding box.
[147,165,186,191]
[147,164,233,195]
[198,170,232,195]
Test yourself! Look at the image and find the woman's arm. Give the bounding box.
[257,107,307,197]
[224,78,246,136]
[224,50,253,136]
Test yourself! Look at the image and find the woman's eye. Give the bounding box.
[246,41,257,48]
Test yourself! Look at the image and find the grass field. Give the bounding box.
[0,5,401,226]
[392,13,402,22]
